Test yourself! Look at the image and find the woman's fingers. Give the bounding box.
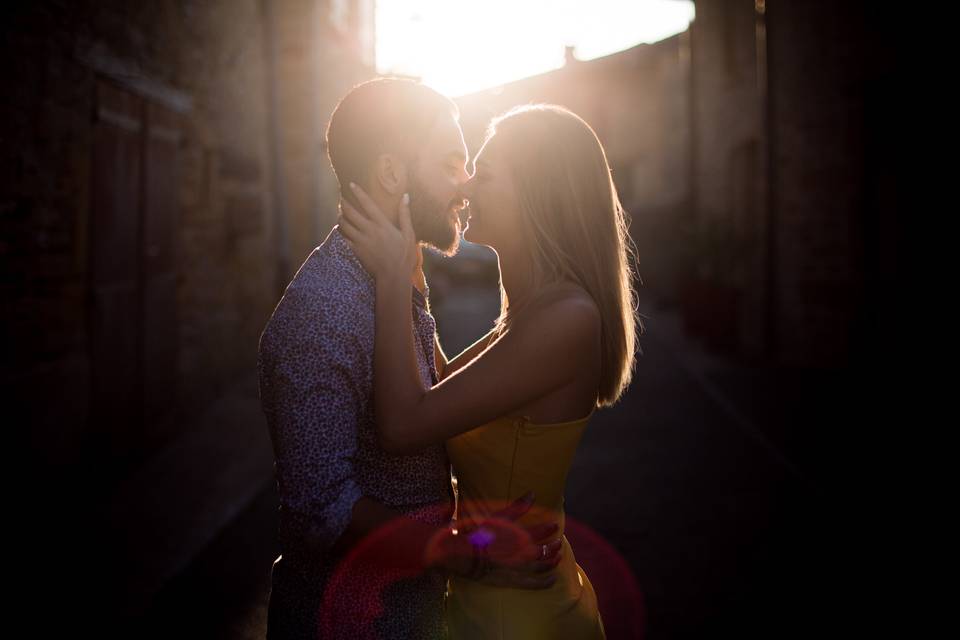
[342,193,373,222]
[341,199,374,233]
[338,213,362,242]
[398,192,414,243]
[340,216,363,258]
[522,550,563,574]
[493,491,535,521]
[349,182,390,225]
[532,537,563,562]
[515,536,562,566]
[338,184,418,276]
[525,522,560,542]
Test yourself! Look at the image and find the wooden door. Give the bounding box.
[90,79,143,463]
[89,79,180,465]
[140,102,180,447]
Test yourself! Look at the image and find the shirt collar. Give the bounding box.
[327,225,428,309]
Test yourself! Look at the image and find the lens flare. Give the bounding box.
[317,498,646,637]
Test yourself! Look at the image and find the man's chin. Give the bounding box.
[412,210,463,256]
[424,224,461,257]
[431,232,461,258]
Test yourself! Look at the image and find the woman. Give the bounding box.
[338,103,641,639]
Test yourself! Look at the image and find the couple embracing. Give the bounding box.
[258,77,640,639]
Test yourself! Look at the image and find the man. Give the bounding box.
[258,78,560,640]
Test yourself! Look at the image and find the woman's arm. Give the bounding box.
[374,271,599,455]
[338,184,599,455]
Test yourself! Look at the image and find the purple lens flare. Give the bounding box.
[468,526,495,548]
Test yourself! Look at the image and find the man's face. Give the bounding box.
[407,113,470,257]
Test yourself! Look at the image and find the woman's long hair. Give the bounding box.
[486,104,643,407]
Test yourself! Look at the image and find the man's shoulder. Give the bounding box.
[288,230,373,298]
[274,282,371,338]
[303,227,374,292]
[262,244,373,342]
[292,257,369,307]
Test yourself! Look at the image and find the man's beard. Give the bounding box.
[407,172,462,257]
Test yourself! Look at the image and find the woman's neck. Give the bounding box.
[499,249,535,314]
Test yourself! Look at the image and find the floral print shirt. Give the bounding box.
[258,225,454,639]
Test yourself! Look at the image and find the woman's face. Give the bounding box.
[460,134,523,251]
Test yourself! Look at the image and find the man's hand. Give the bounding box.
[426,491,564,590]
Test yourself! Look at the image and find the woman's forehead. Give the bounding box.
[475,134,501,164]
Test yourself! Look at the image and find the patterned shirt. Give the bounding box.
[258,225,455,639]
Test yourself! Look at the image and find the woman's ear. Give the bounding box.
[375,153,409,196]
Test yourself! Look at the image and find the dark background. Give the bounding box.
[2,1,906,638]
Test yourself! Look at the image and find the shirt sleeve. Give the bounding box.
[259,285,370,565]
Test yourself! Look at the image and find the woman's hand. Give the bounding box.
[338,182,418,283]
[423,492,563,589]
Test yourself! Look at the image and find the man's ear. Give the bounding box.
[374,153,408,196]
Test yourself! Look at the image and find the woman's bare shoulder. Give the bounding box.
[516,282,600,338]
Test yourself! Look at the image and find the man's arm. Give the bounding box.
[330,496,452,574]
[267,338,362,563]
[433,326,498,383]
[433,333,447,381]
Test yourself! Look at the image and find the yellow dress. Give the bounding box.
[444,406,606,639]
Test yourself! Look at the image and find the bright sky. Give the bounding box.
[376,0,696,97]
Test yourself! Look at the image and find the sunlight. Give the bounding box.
[376,0,696,97]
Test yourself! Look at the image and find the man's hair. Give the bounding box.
[325,77,459,196]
